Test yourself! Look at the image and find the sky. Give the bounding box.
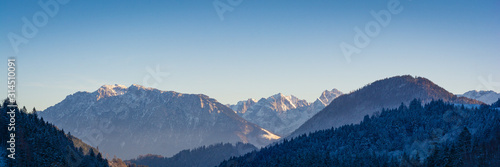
[0,0,499,110]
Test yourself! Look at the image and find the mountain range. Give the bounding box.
[220,99,500,166]
[39,84,279,159]
[458,90,500,104]
[34,75,490,165]
[229,89,342,136]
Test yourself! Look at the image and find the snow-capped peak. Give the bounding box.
[317,89,343,106]
[129,84,156,91]
[101,84,128,90]
[463,90,496,96]
[271,93,285,99]
[267,93,302,111]
[459,90,500,104]
[96,84,129,100]
[40,84,280,159]
[229,88,342,136]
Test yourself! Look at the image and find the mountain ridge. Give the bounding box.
[458,90,500,104]
[39,84,280,159]
[229,89,343,136]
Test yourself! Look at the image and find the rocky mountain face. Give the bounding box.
[289,75,484,138]
[458,90,500,104]
[229,89,343,136]
[39,84,279,159]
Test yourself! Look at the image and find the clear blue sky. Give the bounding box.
[1,0,499,110]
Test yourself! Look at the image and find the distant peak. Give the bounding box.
[248,98,258,103]
[130,84,145,88]
[272,93,284,97]
[460,90,499,104]
[317,88,343,106]
[321,88,343,96]
[95,84,159,101]
[100,84,128,90]
[322,89,342,94]
[270,93,297,99]
[129,84,156,91]
[96,84,128,100]
[131,84,141,87]
[464,90,496,94]
[331,88,342,93]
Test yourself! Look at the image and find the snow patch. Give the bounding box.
[260,128,281,140]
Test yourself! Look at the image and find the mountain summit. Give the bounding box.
[39,84,279,159]
[96,84,128,100]
[316,89,343,106]
[230,89,343,136]
[289,75,483,138]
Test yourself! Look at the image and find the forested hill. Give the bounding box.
[127,142,257,167]
[290,75,483,139]
[0,99,109,167]
[220,99,500,166]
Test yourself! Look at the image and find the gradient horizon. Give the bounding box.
[1,0,499,110]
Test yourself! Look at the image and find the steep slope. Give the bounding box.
[229,89,343,136]
[289,75,483,138]
[126,142,256,167]
[39,84,279,159]
[493,99,500,108]
[458,90,500,104]
[220,100,500,166]
[0,100,108,167]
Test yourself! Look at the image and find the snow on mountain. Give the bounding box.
[39,84,279,159]
[96,84,128,100]
[316,88,343,106]
[229,98,258,114]
[458,90,500,104]
[229,89,343,136]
